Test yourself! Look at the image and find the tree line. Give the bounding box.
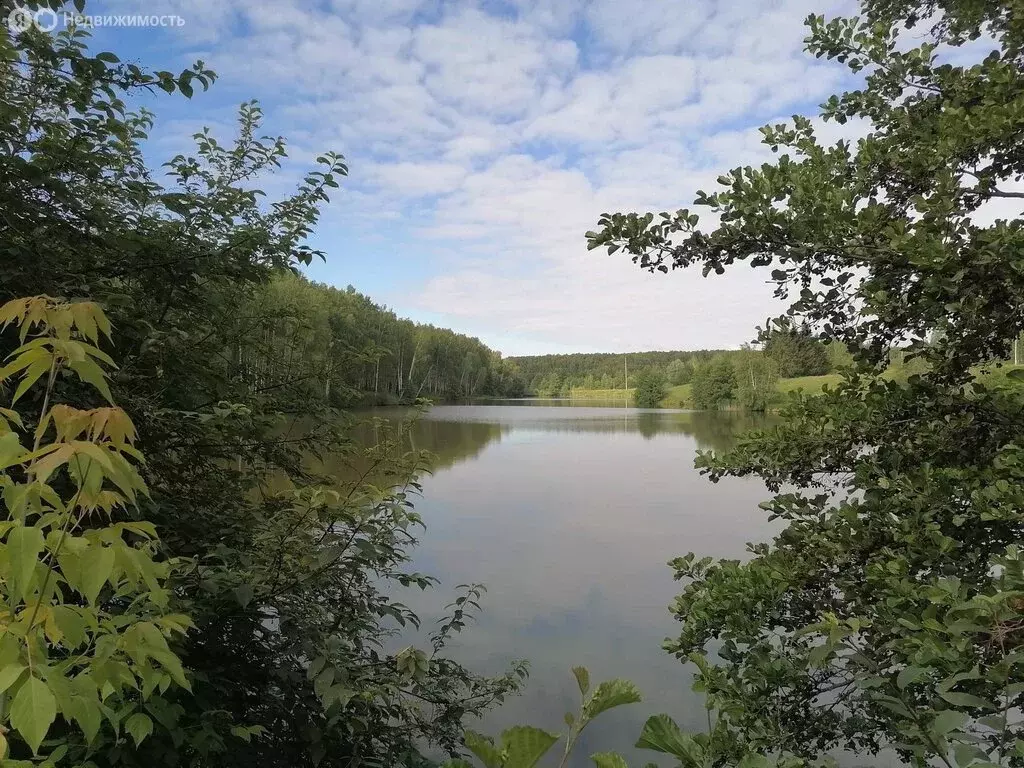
[242,274,526,406]
[513,325,844,403]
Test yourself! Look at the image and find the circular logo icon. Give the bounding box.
[5,7,59,34]
[6,7,34,33]
[34,8,58,31]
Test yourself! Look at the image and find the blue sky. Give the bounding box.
[80,0,858,356]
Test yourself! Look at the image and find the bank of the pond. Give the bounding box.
[559,374,841,409]
[558,365,1024,409]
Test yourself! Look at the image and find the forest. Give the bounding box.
[243,274,526,405]
[511,328,842,400]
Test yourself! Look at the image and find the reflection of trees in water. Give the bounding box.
[344,409,776,473]
[637,411,773,447]
[406,419,506,470]
[409,411,774,451]
[682,411,776,452]
[306,415,506,486]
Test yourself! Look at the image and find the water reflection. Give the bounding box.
[353,404,781,766]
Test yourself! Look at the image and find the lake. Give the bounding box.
[353,403,785,765]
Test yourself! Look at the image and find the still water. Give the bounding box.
[363,404,782,765]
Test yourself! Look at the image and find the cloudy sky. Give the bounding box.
[88,0,857,355]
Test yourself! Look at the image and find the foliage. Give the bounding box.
[689,358,737,410]
[824,341,854,371]
[762,322,830,378]
[536,373,567,398]
[0,4,523,766]
[587,0,1024,764]
[448,668,825,768]
[0,297,191,764]
[510,351,722,394]
[666,359,694,386]
[242,273,525,406]
[441,667,641,768]
[633,369,667,409]
[733,350,779,412]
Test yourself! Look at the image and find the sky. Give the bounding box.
[81,0,860,356]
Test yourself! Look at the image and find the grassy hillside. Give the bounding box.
[566,367,1024,409]
[567,376,836,408]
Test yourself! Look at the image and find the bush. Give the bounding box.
[633,368,667,408]
[690,357,736,409]
[733,350,779,412]
[666,358,694,385]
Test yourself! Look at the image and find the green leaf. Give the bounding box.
[80,544,115,605]
[501,726,560,768]
[10,676,56,754]
[6,525,43,600]
[72,693,102,744]
[52,606,88,648]
[939,692,996,709]
[234,583,254,608]
[897,665,927,689]
[464,731,503,768]
[0,431,25,471]
[635,715,702,763]
[954,743,990,767]
[0,663,26,694]
[573,665,590,696]
[932,709,968,735]
[591,753,629,768]
[68,358,114,403]
[11,359,51,405]
[124,712,153,747]
[583,679,642,719]
[324,684,354,709]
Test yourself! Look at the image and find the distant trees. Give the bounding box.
[763,322,830,377]
[734,349,779,412]
[242,274,526,404]
[690,357,737,409]
[536,372,566,396]
[514,350,717,391]
[666,357,694,385]
[633,369,667,408]
[515,343,837,396]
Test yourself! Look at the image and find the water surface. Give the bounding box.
[359,405,782,764]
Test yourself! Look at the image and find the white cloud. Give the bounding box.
[100,0,893,353]
[369,161,468,197]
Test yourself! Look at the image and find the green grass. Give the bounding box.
[661,384,692,408]
[563,388,632,399]
[561,367,1024,410]
[566,379,828,408]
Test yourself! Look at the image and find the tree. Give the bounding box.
[666,357,694,385]
[733,349,779,412]
[587,0,1024,763]
[633,368,667,408]
[0,297,190,764]
[762,321,830,378]
[0,6,522,766]
[689,357,737,410]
